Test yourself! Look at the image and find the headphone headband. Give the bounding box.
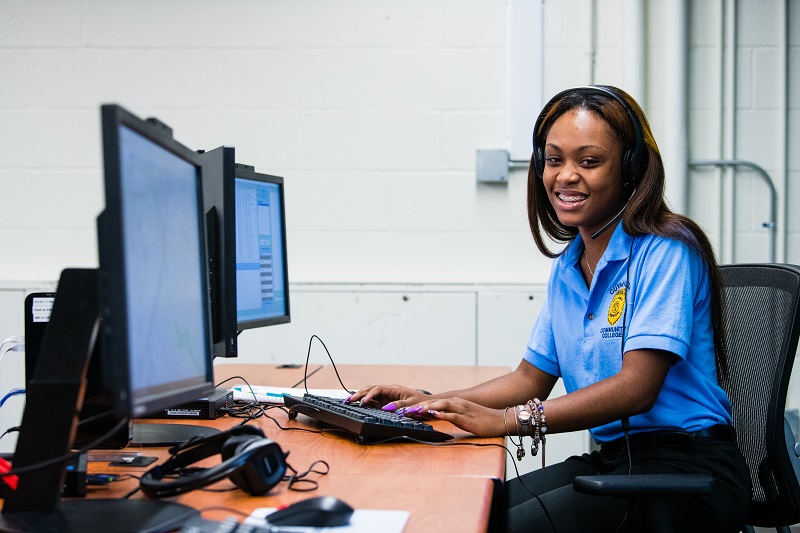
[532,86,648,188]
[140,425,287,498]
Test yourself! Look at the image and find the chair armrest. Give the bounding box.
[573,474,715,498]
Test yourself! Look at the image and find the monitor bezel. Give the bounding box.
[99,104,215,418]
[233,165,291,331]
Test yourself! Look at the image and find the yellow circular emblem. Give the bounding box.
[608,287,626,325]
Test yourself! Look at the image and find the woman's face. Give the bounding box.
[542,108,626,236]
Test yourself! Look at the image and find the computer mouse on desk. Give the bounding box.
[266,495,354,527]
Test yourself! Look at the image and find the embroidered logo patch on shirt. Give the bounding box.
[608,287,626,325]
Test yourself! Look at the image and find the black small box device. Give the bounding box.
[152,388,232,419]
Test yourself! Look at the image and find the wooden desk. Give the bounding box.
[92,364,509,532]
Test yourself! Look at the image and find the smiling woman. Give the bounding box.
[346,86,751,532]
[541,107,626,250]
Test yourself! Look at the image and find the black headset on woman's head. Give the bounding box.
[532,85,648,189]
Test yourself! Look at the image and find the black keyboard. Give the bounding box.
[284,394,453,443]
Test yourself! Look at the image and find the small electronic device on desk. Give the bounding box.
[284,394,452,443]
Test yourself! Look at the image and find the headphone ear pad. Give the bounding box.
[533,145,545,179]
[220,435,259,460]
[223,437,287,496]
[621,149,633,188]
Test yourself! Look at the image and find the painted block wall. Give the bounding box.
[2,1,797,282]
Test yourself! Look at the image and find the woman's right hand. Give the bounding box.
[344,384,429,412]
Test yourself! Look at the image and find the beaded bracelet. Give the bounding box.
[527,400,540,457]
[533,398,547,467]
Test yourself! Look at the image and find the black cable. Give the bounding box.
[216,375,267,422]
[614,236,636,532]
[285,334,555,528]
[259,405,348,437]
[121,486,141,499]
[283,459,330,492]
[303,335,354,394]
[76,406,120,427]
[2,416,129,477]
[0,426,20,441]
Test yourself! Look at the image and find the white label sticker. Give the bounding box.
[32,297,55,323]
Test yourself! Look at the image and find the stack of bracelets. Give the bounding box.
[504,398,547,467]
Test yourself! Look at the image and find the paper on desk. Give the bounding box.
[230,385,351,405]
[245,507,409,532]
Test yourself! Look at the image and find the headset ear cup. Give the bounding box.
[226,439,287,496]
[621,149,633,188]
[220,435,259,460]
[533,145,545,179]
[139,426,283,499]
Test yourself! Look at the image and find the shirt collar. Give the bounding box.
[565,222,633,264]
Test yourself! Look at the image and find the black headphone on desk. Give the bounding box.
[532,85,648,189]
[140,425,287,498]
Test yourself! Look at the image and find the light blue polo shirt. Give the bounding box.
[524,223,732,443]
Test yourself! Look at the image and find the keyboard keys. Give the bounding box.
[284,394,453,443]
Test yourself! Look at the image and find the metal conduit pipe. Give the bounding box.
[664,0,688,214]
[689,159,777,263]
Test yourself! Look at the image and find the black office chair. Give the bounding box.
[573,263,800,532]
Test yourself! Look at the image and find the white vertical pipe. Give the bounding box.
[663,0,688,214]
[588,0,597,83]
[623,0,646,104]
[712,0,725,259]
[777,0,788,263]
[507,0,545,161]
[721,0,736,264]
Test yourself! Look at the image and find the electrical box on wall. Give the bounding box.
[476,150,511,183]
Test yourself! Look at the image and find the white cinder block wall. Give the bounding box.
[2,0,797,289]
[1,0,798,462]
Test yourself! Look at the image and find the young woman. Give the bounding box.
[347,86,751,532]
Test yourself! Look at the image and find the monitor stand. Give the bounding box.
[131,422,219,446]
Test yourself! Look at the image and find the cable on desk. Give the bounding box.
[216,375,268,422]
[258,404,352,438]
[75,405,122,427]
[302,335,354,395]
[1,416,129,477]
[283,459,330,492]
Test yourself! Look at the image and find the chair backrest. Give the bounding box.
[718,263,800,527]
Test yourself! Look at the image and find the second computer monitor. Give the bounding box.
[234,164,290,330]
[200,147,290,358]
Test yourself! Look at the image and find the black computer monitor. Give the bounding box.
[200,147,290,359]
[98,105,215,418]
[0,104,216,532]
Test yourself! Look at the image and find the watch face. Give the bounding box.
[518,408,531,422]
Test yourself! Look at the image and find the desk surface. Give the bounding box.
[90,364,509,533]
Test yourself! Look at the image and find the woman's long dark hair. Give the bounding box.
[527,85,728,377]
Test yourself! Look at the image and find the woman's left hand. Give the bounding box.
[402,397,507,438]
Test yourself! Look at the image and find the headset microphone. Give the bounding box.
[590,188,637,240]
